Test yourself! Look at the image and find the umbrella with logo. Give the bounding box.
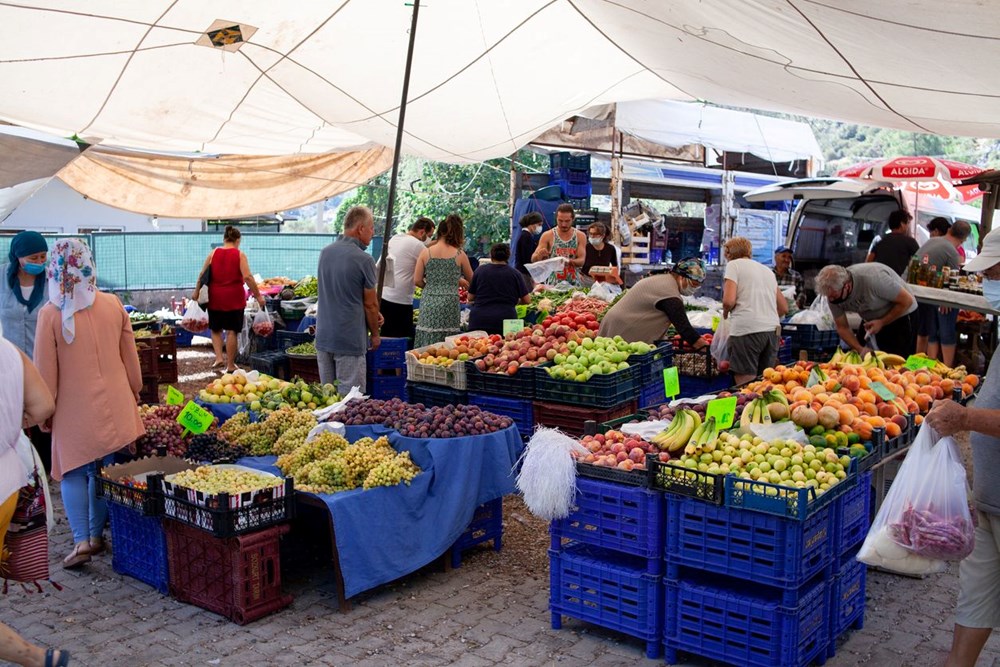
[837,156,986,200]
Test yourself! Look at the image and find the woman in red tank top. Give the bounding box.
[192,226,265,372]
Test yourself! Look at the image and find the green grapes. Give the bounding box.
[169,466,279,495]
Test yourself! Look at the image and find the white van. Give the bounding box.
[745,177,981,292]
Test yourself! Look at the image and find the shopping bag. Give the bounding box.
[710,318,730,363]
[3,471,56,593]
[251,309,275,336]
[197,264,211,305]
[857,423,975,575]
[588,281,622,302]
[524,257,566,284]
[179,301,209,333]
[788,295,836,330]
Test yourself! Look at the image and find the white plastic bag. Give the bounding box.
[313,386,367,421]
[305,421,346,442]
[789,295,836,330]
[589,281,622,302]
[857,424,974,574]
[196,284,210,306]
[252,309,275,336]
[710,318,730,363]
[180,301,209,332]
[524,257,567,284]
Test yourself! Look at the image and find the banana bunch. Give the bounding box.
[875,351,907,368]
[907,352,963,377]
[740,397,773,429]
[860,353,885,369]
[762,388,789,408]
[652,408,702,452]
[683,417,719,456]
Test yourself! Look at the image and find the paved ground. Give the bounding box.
[4,346,1000,666]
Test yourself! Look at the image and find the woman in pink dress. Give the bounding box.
[33,239,145,569]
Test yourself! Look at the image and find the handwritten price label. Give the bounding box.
[176,401,214,435]
[503,319,525,337]
[869,381,897,402]
[166,386,184,405]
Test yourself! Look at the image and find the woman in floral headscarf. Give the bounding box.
[33,239,145,569]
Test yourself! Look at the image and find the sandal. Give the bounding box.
[45,649,70,667]
[210,360,225,369]
[62,544,91,570]
[224,366,240,373]
[88,538,107,556]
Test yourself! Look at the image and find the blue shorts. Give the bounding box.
[916,303,958,345]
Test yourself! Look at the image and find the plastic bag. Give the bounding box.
[180,301,209,332]
[305,421,346,442]
[589,281,622,302]
[196,284,210,306]
[710,318,730,363]
[789,295,836,330]
[857,423,974,574]
[313,386,367,421]
[524,257,567,284]
[252,309,275,336]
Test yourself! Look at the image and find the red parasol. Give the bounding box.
[837,156,985,182]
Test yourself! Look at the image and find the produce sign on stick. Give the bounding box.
[904,355,938,371]
[166,386,184,406]
[503,319,525,337]
[177,401,214,436]
[705,396,738,429]
[663,367,680,399]
[711,315,720,332]
[869,381,897,402]
[806,367,823,388]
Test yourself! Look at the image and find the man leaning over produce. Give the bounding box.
[315,206,383,393]
[815,263,916,358]
[926,228,1000,667]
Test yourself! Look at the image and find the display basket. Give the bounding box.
[665,494,836,595]
[464,361,539,399]
[467,393,534,439]
[834,471,872,560]
[550,542,662,659]
[535,364,640,409]
[664,572,828,667]
[647,457,725,506]
[155,474,295,538]
[406,354,470,390]
[628,340,674,387]
[781,321,841,350]
[108,502,169,594]
[407,382,468,408]
[550,477,664,563]
[724,458,858,522]
[549,167,592,184]
[574,461,650,488]
[534,400,637,438]
[450,497,503,568]
[673,347,719,379]
[136,343,158,377]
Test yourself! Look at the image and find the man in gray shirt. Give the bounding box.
[915,220,970,367]
[316,206,382,393]
[815,263,916,357]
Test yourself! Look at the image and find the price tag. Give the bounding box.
[176,400,214,435]
[705,396,738,429]
[806,367,823,388]
[166,386,184,405]
[502,319,525,337]
[711,315,720,332]
[515,305,528,319]
[904,355,936,370]
[663,367,680,398]
[869,381,896,401]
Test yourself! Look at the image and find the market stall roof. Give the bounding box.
[0,1,998,163]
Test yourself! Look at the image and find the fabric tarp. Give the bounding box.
[57,146,394,218]
[0,2,998,162]
[0,126,84,221]
[237,423,523,599]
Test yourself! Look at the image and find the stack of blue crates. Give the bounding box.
[549,477,665,659]
[549,152,592,208]
[366,337,408,400]
[449,497,503,568]
[828,471,871,656]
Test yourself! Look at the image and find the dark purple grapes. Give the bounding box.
[337,398,512,438]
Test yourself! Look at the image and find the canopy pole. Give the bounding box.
[982,184,998,249]
[377,0,421,301]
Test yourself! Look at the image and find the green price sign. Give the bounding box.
[663,367,680,398]
[166,386,184,405]
[502,319,525,337]
[806,367,823,388]
[515,305,528,319]
[904,355,937,371]
[176,401,214,435]
[711,315,720,332]
[869,381,897,402]
[705,396,738,429]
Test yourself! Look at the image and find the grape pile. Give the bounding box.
[185,433,248,464]
[276,431,349,477]
[168,466,281,495]
[338,398,512,438]
[136,404,190,457]
[218,408,318,456]
[278,434,422,495]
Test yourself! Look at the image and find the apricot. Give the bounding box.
[967,375,980,388]
[886,422,902,438]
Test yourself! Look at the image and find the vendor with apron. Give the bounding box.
[531,203,586,285]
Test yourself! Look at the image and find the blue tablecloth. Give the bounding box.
[194,399,260,424]
[238,423,523,598]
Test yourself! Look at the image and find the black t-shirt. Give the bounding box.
[871,232,919,276]
[515,229,537,273]
[468,263,529,334]
[582,242,618,277]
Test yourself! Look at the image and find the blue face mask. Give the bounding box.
[21,261,46,276]
[983,278,1000,309]
[530,227,542,239]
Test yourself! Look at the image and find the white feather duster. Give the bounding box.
[515,428,588,521]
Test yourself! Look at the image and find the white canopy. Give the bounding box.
[0,1,998,163]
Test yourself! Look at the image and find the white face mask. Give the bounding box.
[983,278,1000,309]
[678,279,698,296]
[588,236,603,247]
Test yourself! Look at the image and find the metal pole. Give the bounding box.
[376,0,421,301]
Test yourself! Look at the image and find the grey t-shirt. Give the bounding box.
[916,237,961,271]
[315,237,376,356]
[972,356,1000,514]
[828,263,916,322]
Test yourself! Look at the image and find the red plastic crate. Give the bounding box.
[532,400,637,438]
[164,520,292,624]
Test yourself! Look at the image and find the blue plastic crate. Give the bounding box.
[250,350,288,379]
[549,167,592,184]
[665,494,835,597]
[552,179,593,200]
[664,573,829,667]
[724,458,858,522]
[550,543,662,659]
[781,321,841,350]
[638,381,666,409]
[549,152,591,172]
[468,393,534,440]
[778,335,793,364]
[276,329,313,350]
[550,477,664,565]
[368,374,406,400]
[629,340,674,387]
[407,382,468,408]
[450,497,503,568]
[366,337,409,370]
[535,364,640,409]
[834,471,872,559]
[108,503,169,594]
[677,374,733,399]
[830,555,866,644]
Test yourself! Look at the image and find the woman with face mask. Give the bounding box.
[598,257,710,347]
[1,231,49,359]
[514,212,544,289]
[581,223,621,287]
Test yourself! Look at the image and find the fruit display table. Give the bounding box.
[908,284,998,315]
[237,423,523,607]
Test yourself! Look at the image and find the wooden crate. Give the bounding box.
[621,234,651,265]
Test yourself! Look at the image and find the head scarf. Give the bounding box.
[672,257,707,284]
[47,239,97,344]
[6,231,48,313]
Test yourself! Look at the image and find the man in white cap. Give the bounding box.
[926,228,1000,667]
